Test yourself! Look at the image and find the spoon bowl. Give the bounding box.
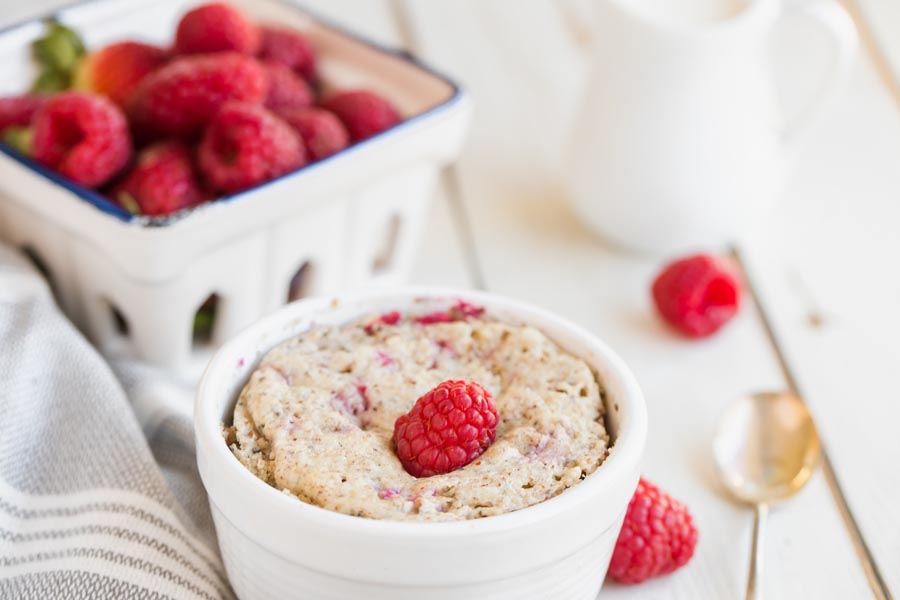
[713,391,822,504]
[712,391,822,600]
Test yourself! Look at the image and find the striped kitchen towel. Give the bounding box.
[0,245,233,600]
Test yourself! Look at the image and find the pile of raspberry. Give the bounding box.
[0,2,402,217]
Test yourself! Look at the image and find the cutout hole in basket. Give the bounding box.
[372,214,401,275]
[103,299,130,338]
[20,246,56,292]
[287,261,314,303]
[193,293,219,347]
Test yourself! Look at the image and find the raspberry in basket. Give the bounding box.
[263,61,314,113]
[278,107,349,161]
[129,52,267,139]
[258,25,317,83]
[0,94,48,133]
[32,92,132,188]
[393,380,498,478]
[111,140,205,216]
[175,2,260,56]
[198,102,305,193]
[651,253,742,338]
[75,41,167,107]
[321,90,401,142]
[608,478,698,584]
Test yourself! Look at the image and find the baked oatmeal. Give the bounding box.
[224,304,610,522]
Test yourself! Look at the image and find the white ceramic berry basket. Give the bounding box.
[0,0,470,370]
[195,288,648,600]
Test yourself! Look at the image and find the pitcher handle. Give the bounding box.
[779,0,858,149]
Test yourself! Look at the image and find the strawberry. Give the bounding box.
[75,41,167,107]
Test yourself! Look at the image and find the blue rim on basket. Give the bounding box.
[0,0,465,227]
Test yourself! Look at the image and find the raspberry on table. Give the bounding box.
[32,92,132,188]
[175,2,260,56]
[129,52,267,139]
[0,94,48,132]
[278,107,349,161]
[608,478,698,584]
[75,41,167,107]
[393,380,498,478]
[198,102,305,193]
[110,140,205,216]
[321,89,401,142]
[651,254,742,338]
[258,25,317,83]
[263,61,314,113]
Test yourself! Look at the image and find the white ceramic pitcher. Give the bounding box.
[567,0,857,254]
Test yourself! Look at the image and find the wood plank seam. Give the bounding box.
[389,0,488,290]
[734,245,894,600]
[439,169,488,290]
[554,0,594,52]
[842,0,900,110]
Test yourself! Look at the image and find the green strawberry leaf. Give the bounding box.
[31,68,70,93]
[2,126,33,156]
[117,192,141,215]
[30,21,86,91]
[32,22,85,72]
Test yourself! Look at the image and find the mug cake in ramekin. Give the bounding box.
[195,288,647,600]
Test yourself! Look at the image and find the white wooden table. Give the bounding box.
[322,2,900,598]
[2,0,897,598]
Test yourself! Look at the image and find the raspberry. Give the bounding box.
[32,92,132,188]
[258,26,317,82]
[175,3,260,56]
[393,380,498,478]
[198,102,305,193]
[0,94,48,132]
[278,107,348,161]
[111,140,205,216]
[263,61,314,113]
[415,301,485,325]
[608,478,698,584]
[651,254,742,338]
[363,310,402,335]
[129,52,267,139]
[321,90,401,143]
[75,41,167,107]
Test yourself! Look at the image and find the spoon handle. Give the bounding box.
[745,502,768,600]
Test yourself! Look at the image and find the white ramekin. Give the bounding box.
[195,288,647,600]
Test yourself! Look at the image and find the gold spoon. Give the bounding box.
[712,392,822,600]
